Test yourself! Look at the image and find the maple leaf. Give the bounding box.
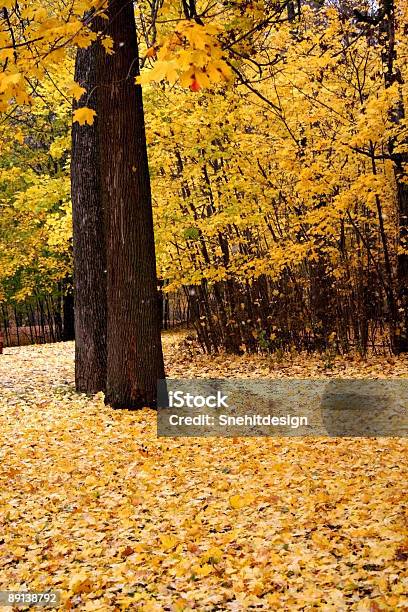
[69,571,92,594]
[229,494,255,509]
[73,107,97,126]
[101,36,114,55]
[68,81,86,101]
[193,563,213,577]
[159,534,178,551]
[190,79,201,92]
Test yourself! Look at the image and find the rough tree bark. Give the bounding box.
[71,37,107,393]
[379,0,408,353]
[97,0,165,408]
[395,157,408,353]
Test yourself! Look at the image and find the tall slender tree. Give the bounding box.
[97,0,165,408]
[71,33,107,394]
[62,276,75,342]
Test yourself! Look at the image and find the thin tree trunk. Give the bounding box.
[45,296,56,343]
[27,304,35,344]
[37,297,46,342]
[1,305,10,346]
[13,307,20,346]
[71,36,107,393]
[62,287,75,341]
[97,0,165,408]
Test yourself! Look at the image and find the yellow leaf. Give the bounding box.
[194,70,211,89]
[311,532,331,549]
[68,82,86,101]
[193,563,213,577]
[159,534,178,551]
[69,571,92,594]
[229,494,254,509]
[141,600,162,611]
[202,546,223,563]
[0,72,22,93]
[73,107,96,126]
[207,61,232,84]
[101,36,114,54]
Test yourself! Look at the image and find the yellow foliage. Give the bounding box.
[73,107,96,126]
[138,22,232,91]
[0,340,406,609]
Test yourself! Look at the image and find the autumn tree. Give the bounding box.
[71,25,107,394]
[96,0,165,408]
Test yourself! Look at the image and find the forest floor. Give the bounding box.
[0,331,407,611]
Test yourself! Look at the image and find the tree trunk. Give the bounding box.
[71,38,107,393]
[62,279,75,341]
[379,0,408,352]
[395,159,408,352]
[97,0,165,408]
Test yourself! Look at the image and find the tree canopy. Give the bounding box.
[1,0,407,354]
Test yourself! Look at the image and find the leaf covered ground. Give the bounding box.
[0,333,407,611]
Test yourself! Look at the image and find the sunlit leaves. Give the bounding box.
[73,106,96,125]
[67,81,86,102]
[0,60,72,303]
[144,2,407,310]
[138,22,232,91]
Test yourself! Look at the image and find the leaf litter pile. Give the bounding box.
[0,333,407,611]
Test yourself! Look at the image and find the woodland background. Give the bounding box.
[0,2,407,609]
[0,0,407,362]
